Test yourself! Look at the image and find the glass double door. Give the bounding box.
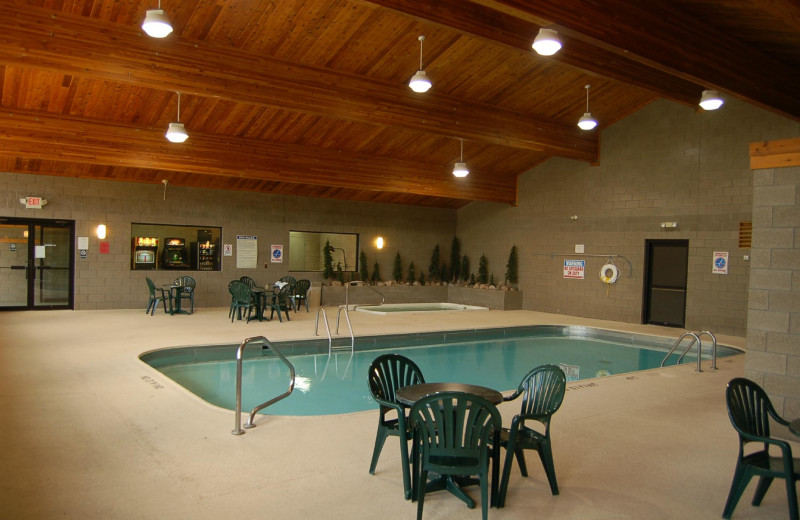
[0,218,74,310]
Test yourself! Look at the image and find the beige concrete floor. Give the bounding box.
[0,306,796,520]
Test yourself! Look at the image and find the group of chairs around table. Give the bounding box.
[368,354,800,520]
[145,276,195,315]
[367,354,566,520]
[228,275,312,323]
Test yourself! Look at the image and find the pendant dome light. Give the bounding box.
[532,28,562,56]
[577,84,598,131]
[699,89,724,110]
[409,35,432,93]
[453,138,469,178]
[142,1,173,38]
[165,92,188,143]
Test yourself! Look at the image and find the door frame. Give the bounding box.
[0,216,75,310]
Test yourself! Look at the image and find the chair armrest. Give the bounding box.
[503,389,522,402]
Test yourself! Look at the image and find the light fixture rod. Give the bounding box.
[460,138,464,161]
[585,84,591,112]
[418,35,425,70]
[176,91,181,122]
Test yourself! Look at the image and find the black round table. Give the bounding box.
[395,382,503,407]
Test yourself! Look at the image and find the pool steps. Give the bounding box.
[661,330,718,372]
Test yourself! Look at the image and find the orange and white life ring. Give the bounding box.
[600,263,620,284]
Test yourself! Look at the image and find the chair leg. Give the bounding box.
[751,476,773,506]
[369,425,389,475]
[398,432,413,500]
[416,470,428,520]
[498,443,517,508]
[722,463,752,519]
[538,443,559,495]
[786,475,799,520]
[515,447,528,477]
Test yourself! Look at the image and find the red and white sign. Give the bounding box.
[24,196,44,209]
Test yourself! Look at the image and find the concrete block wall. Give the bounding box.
[0,174,456,310]
[457,99,799,336]
[747,165,800,419]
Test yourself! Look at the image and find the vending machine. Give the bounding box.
[131,237,158,270]
[191,241,220,271]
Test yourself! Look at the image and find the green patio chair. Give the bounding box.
[145,277,169,315]
[497,364,566,506]
[292,279,311,312]
[367,353,425,500]
[269,283,293,322]
[722,378,799,520]
[408,391,502,520]
[174,275,196,314]
[229,281,255,323]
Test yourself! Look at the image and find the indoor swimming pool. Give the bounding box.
[354,302,489,314]
[140,325,741,416]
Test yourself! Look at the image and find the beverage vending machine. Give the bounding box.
[191,241,220,271]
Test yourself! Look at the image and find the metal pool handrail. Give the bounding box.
[232,335,296,436]
[660,330,718,372]
[344,280,384,309]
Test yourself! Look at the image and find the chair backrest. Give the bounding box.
[279,275,297,286]
[368,353,425,406]
[275,283,293,307]
[409,391,501,468]
[175,275,196,290]
[146,277,157,295]
[726,377,778,442]
[230,281,252,304]
[239,276,256,289]
[515,364,567,418]
[293,279,311,297]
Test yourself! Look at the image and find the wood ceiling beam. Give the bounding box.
[470,0,800,121]
[0,3,597,163]
[0,109,517,205]
[363,0,702,106]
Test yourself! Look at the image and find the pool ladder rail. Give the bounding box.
[660,330,718,372]
[232,335,296,436]
[315,307,355,379]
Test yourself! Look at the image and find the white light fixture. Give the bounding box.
[142,1,173,38]
[96,224,107,240]
[532,28,562,56]
[453,138,469,178]
[165,92,188,143]
[577,84,598,130]
[409,35,432,93]
[376,237,384,250]
[699,89,724,111]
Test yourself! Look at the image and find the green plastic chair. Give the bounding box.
[174,275,196,314]
[408,391,502,520]
[367,354,426,500]
[722,378,799,520]
[145,277,169,315]
[497,364,566,506]
[229,281,255,323]
[269,283,293,322]
[292,279,311,312]
[239,276,257,289]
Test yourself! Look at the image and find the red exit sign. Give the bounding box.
[24,196,44,209]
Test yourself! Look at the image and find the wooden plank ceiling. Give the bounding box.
[1,0,798,209]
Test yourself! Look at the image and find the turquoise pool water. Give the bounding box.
[140,326,741,416]
[355,303,488,314]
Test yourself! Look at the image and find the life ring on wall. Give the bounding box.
[600,263,620,284]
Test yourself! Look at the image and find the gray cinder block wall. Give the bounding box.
[0,176,456,309]
[748,163,800,419]
[457,98,800,337]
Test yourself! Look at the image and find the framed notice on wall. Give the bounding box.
[236,235,258,269]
